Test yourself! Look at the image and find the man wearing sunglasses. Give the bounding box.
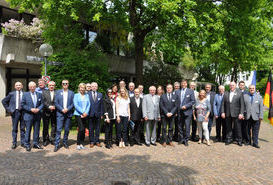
[54,80,74,152]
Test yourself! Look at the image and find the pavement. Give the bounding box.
[0,116,273,185]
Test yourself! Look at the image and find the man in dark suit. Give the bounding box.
[160,84,179,147]
[88,82,104,148]
[239,81,250,145]
[213,85,226,142]
[21,81,44,152]
[205,83,216,136]
[243,85,263,148]
[2,82,25,149]
[221,82,244,146]
[42,81,57,146]
[173,81,180,142]
[130,88,143,145]
[176,80,195,146]
[54,80,74,152]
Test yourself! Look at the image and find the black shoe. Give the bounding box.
[151,143,157,146]
[184,141,189,146]
[63,143,69,149]
[43,140,49,147]
[33,144,43,149]
[21,144,25,148]
[54,146,59,152]
[238,142,242,146]
[253,144,260,148]
[145,143,150,147]
[106,144,111,149]
[136,142,142,146]
[26,146,31,152]
[244,142,250,146]
[11,144,17,149]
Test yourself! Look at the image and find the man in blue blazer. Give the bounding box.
[2,82,25,149]
[54,80,74,152]
[175,80,195,146]
[21,81,44,152]
[88,82,104,148]
[213,85,226,142]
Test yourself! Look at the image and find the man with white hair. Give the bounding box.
[21,81,44,151]
[243,85,263,148]
[221,82,244,146]
[213,85,226,142]
[88,82,104,148]
[142,86,160,146]
[2,82,25,149]
[128,82,135,97]
[42,81,57,146]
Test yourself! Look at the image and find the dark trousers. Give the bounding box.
[242,120,250,144]
[156,120,162,142]
[178,112,191,142]
[226,117,242,143]
[248,117,260,145]
[162,117,175,143]
[24,115,41,147]
[216,117,226,141]
[89,116,101,144]
[208,116,213,136]
[55,115,71,146]
[116,116,128,143]
[75,116,87,145]
[105,119,115,144]
[11,110,25,145]
[133,120,142,143]
[191,115,197,139]
[42,111,56,142]
[140,121,145,142]
[173,116,179,141]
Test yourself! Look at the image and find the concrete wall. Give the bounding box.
[0,65,6,117]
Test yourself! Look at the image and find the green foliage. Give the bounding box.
[143,61,181,92]
[47,45,112,93]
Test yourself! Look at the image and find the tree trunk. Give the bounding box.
[231,64,238,83]
[134,35,145,85]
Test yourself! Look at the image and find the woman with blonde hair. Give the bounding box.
[193,89,211,146]
[73,83,90,150]
[116,88,130,148]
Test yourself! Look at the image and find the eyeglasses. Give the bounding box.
[62,83,68,85]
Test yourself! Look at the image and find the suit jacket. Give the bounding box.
[142,94,160,120]
[88,91,104,117]
[103,97,115,119]
[42,90,56,116]
[21,91,43,121]
[159,93,178,118]
[207,91,216,117]
[2,91,24,114]
[55,89,74,118]
[130,97,143,121]
[243,93,263,121]
[221,89,244,118]
[175,88,195,116]
[73,93,90,116]
[213,93,224,117]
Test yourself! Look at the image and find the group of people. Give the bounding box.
[1,78,263,152]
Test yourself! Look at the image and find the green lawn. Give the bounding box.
[263,110,270,124]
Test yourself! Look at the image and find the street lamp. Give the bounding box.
[39,43,53,76]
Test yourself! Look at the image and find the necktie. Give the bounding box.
[33,93,37,108]
[251,94,254,104]
[93,91,96,101]
[181,89,185,106]
[18,91,21,110]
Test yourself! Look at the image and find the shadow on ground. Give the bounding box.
[0,150,197,185]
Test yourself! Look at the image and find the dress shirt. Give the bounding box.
[229,90,235,102]
[16,90,23,109]
[50,91,54,102]
[135,97,140,107]
[63,90,68,109]
[31,92,37,108]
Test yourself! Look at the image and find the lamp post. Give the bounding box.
[39,43,53,76]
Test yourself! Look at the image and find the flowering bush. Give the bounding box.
[1,18,43,41]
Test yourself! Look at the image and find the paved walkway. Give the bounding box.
[0,117,273,185]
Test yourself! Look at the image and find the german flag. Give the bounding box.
[263,71,273,126]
